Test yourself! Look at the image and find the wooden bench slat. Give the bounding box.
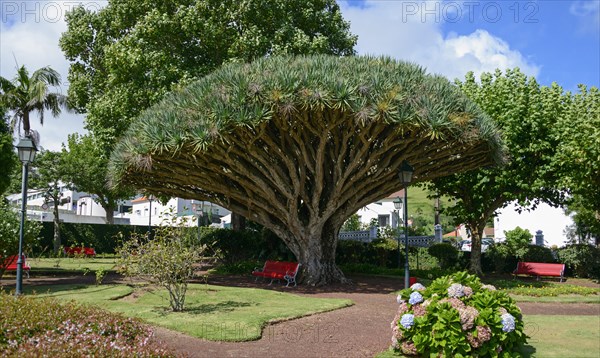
[252,260,300,287]
[2,255,31,278]
[514,261,565,282]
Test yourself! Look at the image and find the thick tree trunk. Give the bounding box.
[23,112,30,135]
[467,222,485,276]
[296,225,349,286]
[231,212,246,231]
[53,205,61,255]
[103,204,115,224]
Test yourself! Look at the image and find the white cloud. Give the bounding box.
[569,0,600,35]
[340,1,540,81]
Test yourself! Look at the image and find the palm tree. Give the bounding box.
[0,65,69,137]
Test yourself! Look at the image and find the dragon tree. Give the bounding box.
[109,55,505,285]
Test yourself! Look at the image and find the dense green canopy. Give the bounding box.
[110,55,504,285]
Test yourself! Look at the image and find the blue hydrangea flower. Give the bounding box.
[410,282,426,291]
[400,313,415,329]
[447,283,465,298]
[408,291,423,305]
[396,294,403,304]
[501,313,516,332]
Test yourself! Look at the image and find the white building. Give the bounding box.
[356,190,406,229]
[7,184,132,225]
[129,196,231,227]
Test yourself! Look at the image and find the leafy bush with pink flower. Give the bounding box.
[391,272,527,357]
[0,292,174,357]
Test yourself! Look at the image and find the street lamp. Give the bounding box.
[147,194,155,236]
[393,196,403,269]
[15,137,38,295]
[398,160,414,289]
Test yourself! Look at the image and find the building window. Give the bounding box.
[378,214,390,227]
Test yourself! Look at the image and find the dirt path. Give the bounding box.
[149,275,599,358]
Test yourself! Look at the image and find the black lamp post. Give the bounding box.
[398,160,414,289]
[147,195,155,237]
[393,196,403,269]
[15,137,38,295]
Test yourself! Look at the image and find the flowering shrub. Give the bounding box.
[0,292,174,357]
[391,272,527,357]
[118,209,205,311]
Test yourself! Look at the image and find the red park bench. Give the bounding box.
[64,246,97,257]
[513,262,565,282]
[252,260,301,287]
[3,254,31,278]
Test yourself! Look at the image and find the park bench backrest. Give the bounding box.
[515,262,564,276]
[263,260,299,275]
[2,254,30,270]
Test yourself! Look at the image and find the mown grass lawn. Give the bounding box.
[28,257,119,273]
[520,315,600,357]
[35,284,353,341]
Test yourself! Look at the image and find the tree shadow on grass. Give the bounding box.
[152,300,255,316]
[186,300,254,315]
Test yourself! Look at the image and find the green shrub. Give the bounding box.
[391,272,527,356]
[485,243,518,273]
[503,227,533,260]
[200,229,261,265]
[337,239,401,269]
[557,244,600,279]
[200,227,294,266]
[212,260,263,275]
[427,243,459,269]
[118,214,205,311]
[0,292,172,356]
[522,245,555,263]
[37,222,155,255]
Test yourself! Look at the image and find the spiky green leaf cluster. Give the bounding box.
[110,55,502,184]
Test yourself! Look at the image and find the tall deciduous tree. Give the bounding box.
[60,0,357,150]
[61,0,357,228]
[109,55,505,285]
[555,85,600,244]
[61,134,131,224]
[0,65,69,137]
[31,151,67,254]
[427,69,566,275]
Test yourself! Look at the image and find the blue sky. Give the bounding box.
[341,0,599,91]
[0,0,598,148]
[439,0,600,90]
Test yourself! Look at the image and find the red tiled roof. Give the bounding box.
[386,190,405,199]
[131,196,149,203]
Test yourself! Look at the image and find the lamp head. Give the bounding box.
[393,196,403,210]
[16,137,37,164]
[398,161,414,185]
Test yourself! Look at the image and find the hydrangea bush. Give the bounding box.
[391,272,527,357]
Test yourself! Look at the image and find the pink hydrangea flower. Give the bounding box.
[401,341,418,356]
[412,304,427,317]
[439,297,465,310]
[458,306,479,331]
